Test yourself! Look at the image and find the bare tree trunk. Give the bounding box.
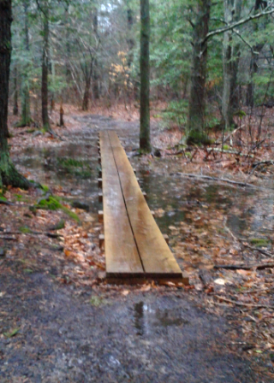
[246,0,267,107]
[0,0,30,188]
[13,66,19,116]
[82,64,92,111]
[221,0,242,130]
[127,7,135,68]
[92,7,100,100]
[41,5,50,130]
[140,0,151,152]
[18,0,32,127]
[60,99,64,126]
[186,0,211,145]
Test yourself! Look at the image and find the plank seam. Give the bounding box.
[107,131,146,273]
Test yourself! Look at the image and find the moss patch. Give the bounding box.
[34,196,80,223]
[250,238,271,247]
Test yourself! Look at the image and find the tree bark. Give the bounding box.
[92,7,100,100]
[41,4,50,130]
[13,65,18,116]
[221,0,242,130]
[186,0,211,145]
[82,64,92,111]
[246,0,267,107]
[140,0,151,152]
[17,0,32,127]
[0,0,30,188]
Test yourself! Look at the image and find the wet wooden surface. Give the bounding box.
[99,131,182,280]
[100,132,143,277]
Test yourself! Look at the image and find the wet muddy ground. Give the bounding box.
[0,272,256,383]
[1,114,274,382]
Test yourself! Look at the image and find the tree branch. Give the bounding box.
[204,5,274,42]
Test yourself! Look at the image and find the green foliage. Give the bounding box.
[57,157,92,179]
[4,328,20,338]
[162,100,188,129]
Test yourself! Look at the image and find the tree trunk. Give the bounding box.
[0,0,30,188]
[186,0,211,145]
[92,7,100,100]
[41,5,50,130]
[221,0,242,130]
[18,0,32,127]
[82,68,91,111]
[13,66,18,116]
[60,99,64,127]
[246,0,267,107]
[139,0,151,152]
[127,7,135,68]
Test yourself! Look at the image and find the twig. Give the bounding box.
[0,236,16,240]
[206,147,254,158]
[221,126,245,144]
[178,173,270,190]
[214,263,274,270]
[241,242,273,258]
[204,6,274,42]
[215,295,274,310]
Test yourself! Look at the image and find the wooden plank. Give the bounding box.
[108,131,182,278]
[99,132,144,278]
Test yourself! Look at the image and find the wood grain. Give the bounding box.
[100,132,144,277]
[108,131,182,278]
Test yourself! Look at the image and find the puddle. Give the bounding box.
[14,114,274,269]
[134,301,189,336]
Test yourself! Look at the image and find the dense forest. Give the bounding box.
[1,0,274,382]
[2,0,274,157]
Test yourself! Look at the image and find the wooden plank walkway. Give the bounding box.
[99,131,183,282]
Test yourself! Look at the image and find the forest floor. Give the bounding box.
[1,103,274,382]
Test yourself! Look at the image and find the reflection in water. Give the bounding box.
[134,302,189,336]
[138,170,274,239]
[134,302,144,336]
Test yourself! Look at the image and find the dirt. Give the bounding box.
[0,272,257,383]
[1,108,274,382]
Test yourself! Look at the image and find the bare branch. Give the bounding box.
[204,5,274,42]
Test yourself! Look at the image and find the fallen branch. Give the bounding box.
[0,235,16,240]
[206,147,254,158]
[241,242,273,258]
[177,173,269,190]
[214,263,274,270]
[252,160,274,168]
[215,295,274,310]
[222,126,245,144]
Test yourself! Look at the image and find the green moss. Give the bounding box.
[186,130,212,145]
[34,196,80,223]
[250,238,270,247]
[41,184,50,193]
[0,195,7,203]
[19,226,31,234]
[223,144,231,150]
